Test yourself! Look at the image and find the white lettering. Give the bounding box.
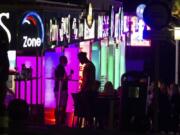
[0,12,11,43]
[23,36,27,48]
[23,36,41,48]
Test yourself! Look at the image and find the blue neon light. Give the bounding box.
[22,11,44,43]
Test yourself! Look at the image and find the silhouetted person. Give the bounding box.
[77,52,96,128]
[0,27,9,115]
[166,84,180,133]
[54,55,73,126]
[157,82,169,133]
[103,81,116,96]
[78,52,95,92]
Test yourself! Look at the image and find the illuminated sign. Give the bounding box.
[23,36,41,48]
[0,12,11,43]
[114,13,120,39]
[59,15,70,43]
[114,7,124,42]
[49,19,58,44]
[124,15,151,46]
[78,18,84,39]
[119,6,124,36]
[71,18,78,40]
[98,16,109,38]
[20,11,44,49]
[110,6,115,37]
[84,3,95,40]
[86,3,93,28]
[84,19,95,40]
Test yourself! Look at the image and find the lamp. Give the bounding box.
[174,27,180,84]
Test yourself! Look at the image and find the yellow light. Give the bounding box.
[174,27,180,40]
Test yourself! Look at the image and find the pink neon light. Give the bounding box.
[64,46,79,112]
[16,56,43,104]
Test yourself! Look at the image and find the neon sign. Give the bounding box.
[78,18,84,39]
[21,11,44,48]
[124,15,151,46]
[59,15,70,42]
[0,12,11,43]
[71,18,78,40]
[110,6,115,37]
[86,3,93,28]
[23,36,41,48]
[114,13,120,39]
[98,16,109,38]
[84,19,95,40]
[49,19,58,44]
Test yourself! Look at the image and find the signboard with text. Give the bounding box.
[97,15,109,39]
[0,11,16,50]
[18,11,45,50]
[84,3,95,40]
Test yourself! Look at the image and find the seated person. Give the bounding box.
[102,81,116,96]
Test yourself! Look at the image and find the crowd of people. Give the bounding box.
[147,81,180,134]
[0,27,180,132]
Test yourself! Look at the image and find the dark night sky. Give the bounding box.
[122,0,148,13]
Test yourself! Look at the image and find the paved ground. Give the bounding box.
[2,124,164,135]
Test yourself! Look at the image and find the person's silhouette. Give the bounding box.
[0,27,10,114]
[54,55,73,126]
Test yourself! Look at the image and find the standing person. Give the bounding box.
[0,28,9,115]
[54,55,73,127]
[78,52,96,93]
[77,52,96,127]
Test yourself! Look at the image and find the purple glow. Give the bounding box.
[44,52,62,108]
[44,45,79,112]
[16,56,43,104]
[55,47,62,53]
[64,45,79,112]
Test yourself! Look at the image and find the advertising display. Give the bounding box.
[78,14,84,40]
[18,11,45,49]
[124,15,150,47]
[59,15,71,43]
[110,6,115,38]
[48,14,79,48]
[84,3,95,40]
[97,15,109,39]
[84,20,95,40]
[0,11,16,50]
[71,17,78,41]
[49,18,58,46]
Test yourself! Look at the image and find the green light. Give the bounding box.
[100,43,108,91]
[114,46,120,89]
[92,42,100,80]
[107,45,114,84]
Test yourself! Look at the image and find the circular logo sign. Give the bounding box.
[20,11,44,49]
[143,2,171,30]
